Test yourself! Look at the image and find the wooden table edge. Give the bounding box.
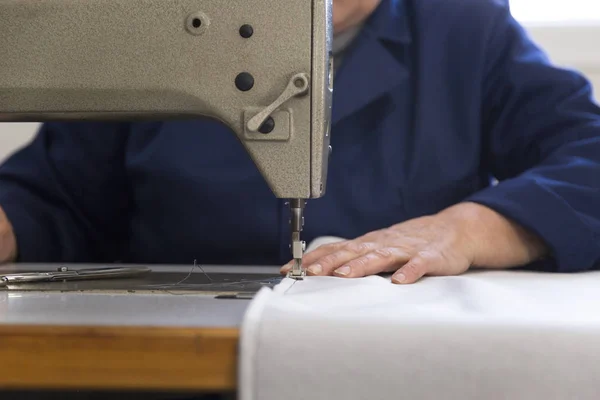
[0,324,240,392]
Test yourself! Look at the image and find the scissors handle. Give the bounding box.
[67,267,150,280]
[0,266,150,286]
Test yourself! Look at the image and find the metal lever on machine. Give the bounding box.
[246,73,310,132]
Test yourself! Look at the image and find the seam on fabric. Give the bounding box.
[239,287,273,400]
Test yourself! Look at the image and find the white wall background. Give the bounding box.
[0,4,599,163]
[511,0,600,100]
[528,24,600,98]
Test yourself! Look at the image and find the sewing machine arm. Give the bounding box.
[0,0,333,201]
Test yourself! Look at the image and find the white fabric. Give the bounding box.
[240,267,600,400]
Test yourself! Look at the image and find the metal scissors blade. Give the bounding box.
[0,266,151,287]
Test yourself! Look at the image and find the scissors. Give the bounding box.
[0,266,151,287]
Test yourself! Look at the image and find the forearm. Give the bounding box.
[437,201,549,269]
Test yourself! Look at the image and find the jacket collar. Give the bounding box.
[331,0,412,126]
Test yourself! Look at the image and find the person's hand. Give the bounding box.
[0,206,17,263]
[281,202,548,284]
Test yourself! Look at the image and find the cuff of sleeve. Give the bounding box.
[0,201,56,262]
[465,179,599,273]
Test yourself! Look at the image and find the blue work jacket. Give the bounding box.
[0,0,599,272]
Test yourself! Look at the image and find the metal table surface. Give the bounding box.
[0,263,280,327]
[0,263,282,392]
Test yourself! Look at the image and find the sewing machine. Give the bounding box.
[0,1,332,394]
[0,0,334,279]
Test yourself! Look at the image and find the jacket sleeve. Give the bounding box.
[0,122,132,262]
[466,4,600,272]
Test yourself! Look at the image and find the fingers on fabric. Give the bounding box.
[332,247,411,278]
[305,241,379,276]
[300,240,347,267]
[392,250,446,284]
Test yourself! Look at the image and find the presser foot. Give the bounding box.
[287,259,306,280]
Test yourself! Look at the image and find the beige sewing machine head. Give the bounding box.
[0,0,333,201]
[0,0,333,277]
